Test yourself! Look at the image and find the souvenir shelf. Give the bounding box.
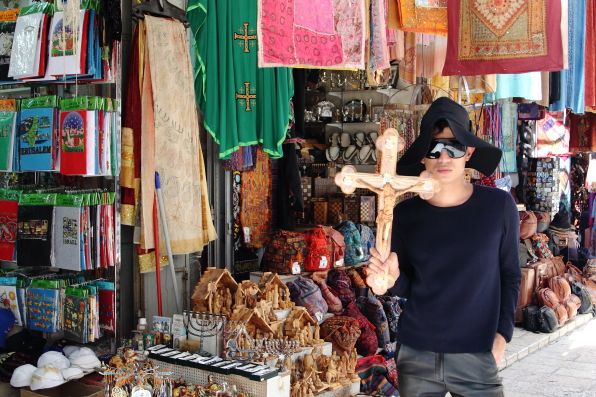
[0,0,122,353]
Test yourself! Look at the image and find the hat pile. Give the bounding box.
[10,346,100,390]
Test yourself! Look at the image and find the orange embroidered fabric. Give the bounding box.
[240,148,272,249]
[396,0,448,36]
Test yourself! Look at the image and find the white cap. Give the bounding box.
[69,348,100,372]
[61,367,84,381]
[30,367,65,390]
[62,346,80,358]
[10,364,37,388]
[37,351,70,370]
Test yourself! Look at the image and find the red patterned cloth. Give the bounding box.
[443,0,564,76]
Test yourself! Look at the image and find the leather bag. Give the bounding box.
[548,276,571,301]
[563,294,581,319]
[537,288,568,325]
[515,267,536,324]
[519,211,537,239]
[570,282,594,314]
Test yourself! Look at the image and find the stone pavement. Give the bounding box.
[501,315,596,397]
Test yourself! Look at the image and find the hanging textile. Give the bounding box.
[394,0,448,36]
[256,0,366,69]
[569,113,596,153]
[551,0,586,114]
[442,0,564,76]
[120,26,143,227]
[240,148,272,249]
[531,112,570,158]
[398,33,447,85]
[495,73,543,101]
[369,0,390,74]
[139,16,216,254]
[188,0,294,159]
[585,0,596,110]
[500,101,518,173]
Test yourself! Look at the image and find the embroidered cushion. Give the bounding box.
[304,226,332,272]
[319,316,361,352]
[311,272,343,314]
[335,221,365,265]
[344,301,378,357]
[378,295,404,342]
[261,230,306,274]
[327,268,355,308]
[357,223,376,261]
[357,296,391,349]
[287,276,328,320]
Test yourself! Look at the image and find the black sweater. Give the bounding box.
[389,185,521,353]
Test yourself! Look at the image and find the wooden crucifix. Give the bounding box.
[334,128,440,295]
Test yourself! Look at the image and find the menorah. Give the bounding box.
[183,310,227,356]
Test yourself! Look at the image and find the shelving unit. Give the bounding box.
[0,1,122,353]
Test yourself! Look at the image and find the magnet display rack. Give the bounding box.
[0,1,122,354]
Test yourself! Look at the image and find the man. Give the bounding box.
[368,97,521,396]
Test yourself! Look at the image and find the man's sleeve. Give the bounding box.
[497,193,522,342]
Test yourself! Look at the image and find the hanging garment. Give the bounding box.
[369,0,390,75]
[585,0,596,110]
[139,16,216,254]
[119,26,143,226]
[394,0,448,36]
[500,101,518,173]
[240,148,272,248]
[551,0,587,114]
[257,0,366,69]
[277,143,304,229]
[569,113,596,154]
[188,0,294,159]
[442,0,564,76]
[495,73,543,101]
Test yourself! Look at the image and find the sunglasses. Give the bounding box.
[425,139,467,159]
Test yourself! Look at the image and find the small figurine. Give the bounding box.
[224,288,232,315]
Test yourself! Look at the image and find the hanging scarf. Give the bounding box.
[551,0,587,114]
[257,0,366,69]
[585,0,596,110]
[140,16,216,254]
[499,101,518,173]
[442,0,564,76]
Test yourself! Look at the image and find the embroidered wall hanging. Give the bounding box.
[240,148,272,249]
[257,0,366,69]
[395,0,448,36]
[442,0,564,76]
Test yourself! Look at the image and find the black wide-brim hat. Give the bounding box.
[397,97,502,176]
